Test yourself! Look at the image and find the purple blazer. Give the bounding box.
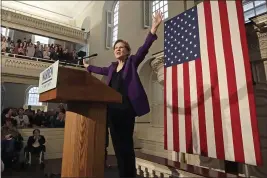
[87,32,158,117]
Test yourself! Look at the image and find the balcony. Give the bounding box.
[1,52,84,85]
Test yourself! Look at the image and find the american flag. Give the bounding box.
[163,0,262,166]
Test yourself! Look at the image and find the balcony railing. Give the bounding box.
[1,52,85,69]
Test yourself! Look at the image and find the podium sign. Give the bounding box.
[38,60,59,94]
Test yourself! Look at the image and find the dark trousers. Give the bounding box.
[25,145,45,164]
[107,108,136,178]
[105,120,109,164]
[1,139,16,154]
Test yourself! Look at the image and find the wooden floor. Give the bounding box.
[1,156,141,178]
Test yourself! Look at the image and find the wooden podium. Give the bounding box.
[39,67,121,178]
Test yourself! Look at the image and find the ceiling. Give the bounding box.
[2,1,92,27]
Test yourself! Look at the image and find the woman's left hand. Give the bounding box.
[151,11,164,34]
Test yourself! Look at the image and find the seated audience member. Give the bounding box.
[1,107,16,127]
[25,129,45,167]
[12,108,18,117]
[1,119,19,158]
[45,109,56,127]
[14,108,30,128]
[32,109,45,127]
[51,108,65,128]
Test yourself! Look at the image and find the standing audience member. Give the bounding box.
[43,46,50,59]
[26,43,35,57]
[1,36,7,52]
[34,41,43,58]
[50,46,59,61]
[18,43,25,55]
[1,108,16,127]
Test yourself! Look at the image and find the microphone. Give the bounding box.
[79,53,98,60]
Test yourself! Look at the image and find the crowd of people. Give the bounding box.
[1,104,66,171]
[1,105,66,129]
[1,35,81,64]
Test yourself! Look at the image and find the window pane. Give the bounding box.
[254,1,266,7]
[1,27,6,36]
[153,0,168,20]
[244,9,255,21]
[164,11,168,19]
[153,6,156,12]
[164,0,167,5]
[160,7,164,14]
[243,2,254,11]
[255,4,267,15]
[164,5,168,13]
[160,1,163,7]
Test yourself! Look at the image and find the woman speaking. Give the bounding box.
[83,11,163,177]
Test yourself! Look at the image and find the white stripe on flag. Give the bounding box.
[177,64,186,153]
[226,1,256,165]
[197,3,217,158]
[167,67,174,150]
[188,61,200,154]
[210,1,235,161]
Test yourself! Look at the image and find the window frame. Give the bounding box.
[25,86,42,106]
[151,0,169,21]
[112,1,120,46]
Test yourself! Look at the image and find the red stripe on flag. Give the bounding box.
[219,0,245,163]
[235,0,262,165]
[195,58,208,156]
[172,65,179,152]
[164,67,167,150]
[203,1,225,159]
[183,62,193,153]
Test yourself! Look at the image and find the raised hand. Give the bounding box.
[151,11,164,34]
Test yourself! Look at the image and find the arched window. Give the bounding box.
[112,1,120,45]
[26,86,42,106]
[152,1,168,20]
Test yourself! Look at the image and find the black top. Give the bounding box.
[108,65,133,113]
